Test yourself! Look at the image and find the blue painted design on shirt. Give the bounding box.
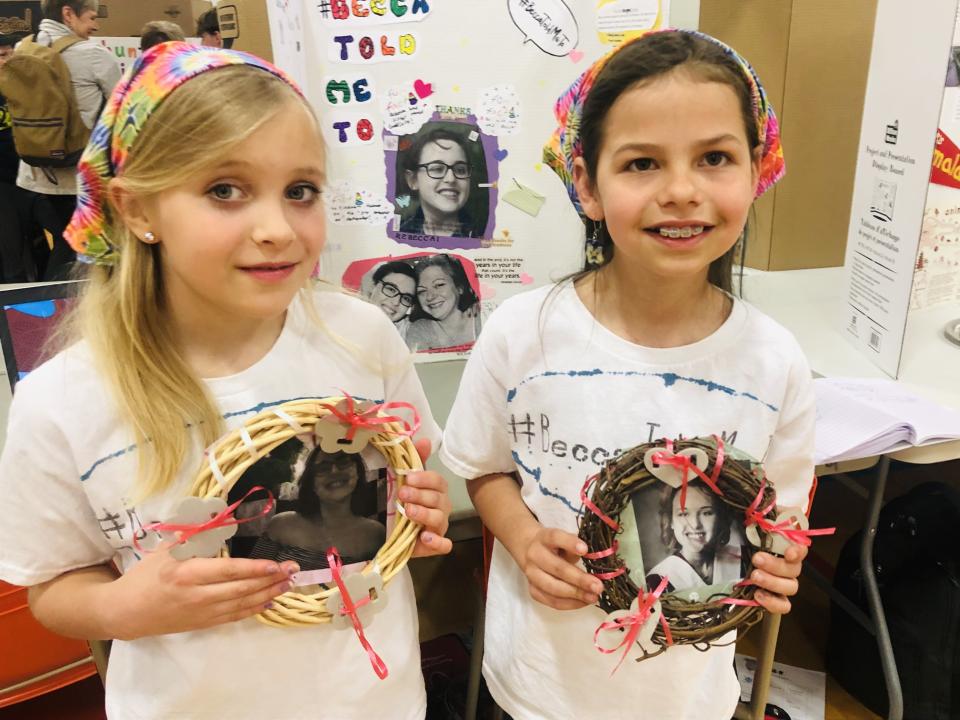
[79,394,382,483]
[512,450,580,514]
[507,368,778,412]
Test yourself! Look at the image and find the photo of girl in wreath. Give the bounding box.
[627,480,748,600]
[228,439,386,574]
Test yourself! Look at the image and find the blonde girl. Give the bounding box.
[0,43,451,720]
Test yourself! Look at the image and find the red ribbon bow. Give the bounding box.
[134,486,275,554]
[327,548,388,680]
[594,575,673,674]
[650,437,726,512]
[744,477,835,548]
[319,392,420,442]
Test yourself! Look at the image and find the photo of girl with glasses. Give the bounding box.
[362,260,418,337]
[395,122,490,239]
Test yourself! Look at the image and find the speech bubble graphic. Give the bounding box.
[507,0,579,57]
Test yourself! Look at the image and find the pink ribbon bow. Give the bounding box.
[744,477,835,548]
[134,486,275,554]
[319,391,420,442]
[594,576,673,674]
[650,436,726,511]
[327,548,388,680]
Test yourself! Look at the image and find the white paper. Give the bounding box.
[814,377,960,463]
[735,654,826,720]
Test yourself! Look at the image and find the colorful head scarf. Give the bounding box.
[543,29,785,217]
[65,42,303,266]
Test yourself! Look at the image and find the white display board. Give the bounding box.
[842,0,959,376]
[267,0,675,361]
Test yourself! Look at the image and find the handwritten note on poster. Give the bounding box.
[477,84,522,136]
[380,80,435,134]
[326,182,394,225]
[507,0,579,57]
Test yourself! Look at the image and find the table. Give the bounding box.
[741,266,960,720]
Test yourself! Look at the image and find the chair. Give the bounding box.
[0,281,110,707]
[465,526,781,720]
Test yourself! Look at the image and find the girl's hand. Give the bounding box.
[749,543,808,614]
[522,527,604,611]
[404,438,453,557]
[107,553,298,640]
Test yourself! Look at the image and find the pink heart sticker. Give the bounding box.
[519,273,534,285]
[413,79,433,99]
[569,49,584,63]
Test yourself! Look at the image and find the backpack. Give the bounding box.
[0,34,90,168]
[826,481,960,719]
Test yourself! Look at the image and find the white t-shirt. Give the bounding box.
[440,282,815,720]
[0,290,440,720]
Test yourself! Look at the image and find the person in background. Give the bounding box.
[196,9,222,48]
[0,30,32,281]
[15,0,121,280]
[139,20,185,52]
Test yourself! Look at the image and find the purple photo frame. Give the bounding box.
[384,112,500,251]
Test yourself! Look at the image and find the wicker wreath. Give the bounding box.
[186,396,423,628]
[579,435,784,663]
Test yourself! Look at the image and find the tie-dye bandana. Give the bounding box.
[543,29,785,217]
[64,42,303,266]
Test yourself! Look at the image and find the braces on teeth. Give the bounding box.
[658,225,704,238]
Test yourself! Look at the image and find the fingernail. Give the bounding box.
[753,554,766,567]
[266,563,280,574]
[399,488,411,501]
[752,570,763,582]
[263,601,274,609]
[576,542,587,554]
[287,564,300,576]
[422,531,435,543]
[588,595,599,604]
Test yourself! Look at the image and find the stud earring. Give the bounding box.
[143,231,156,242]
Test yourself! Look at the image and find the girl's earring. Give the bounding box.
[585,220,605,269]
[143,231,156,243]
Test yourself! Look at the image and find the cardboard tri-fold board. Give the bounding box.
[700,0,878,270]
[95,0,214,38]
[217,0,272,62]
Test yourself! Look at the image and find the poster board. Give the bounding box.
[266,0,675,362]
[841,0,959,376]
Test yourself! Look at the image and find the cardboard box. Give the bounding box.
[217,0,272,62]
[700,0,878,270]
[95,0,213,38]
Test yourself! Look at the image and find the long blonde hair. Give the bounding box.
[61,66,312,499]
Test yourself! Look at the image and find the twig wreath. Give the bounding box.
[138,394,423,679]
[579,435,827,669]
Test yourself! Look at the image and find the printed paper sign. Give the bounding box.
[596,0,665,45]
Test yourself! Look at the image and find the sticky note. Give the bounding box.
[503,180,546,217]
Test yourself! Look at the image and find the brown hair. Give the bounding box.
[41,0,97,22]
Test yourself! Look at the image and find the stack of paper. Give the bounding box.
[813,378,960,464]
